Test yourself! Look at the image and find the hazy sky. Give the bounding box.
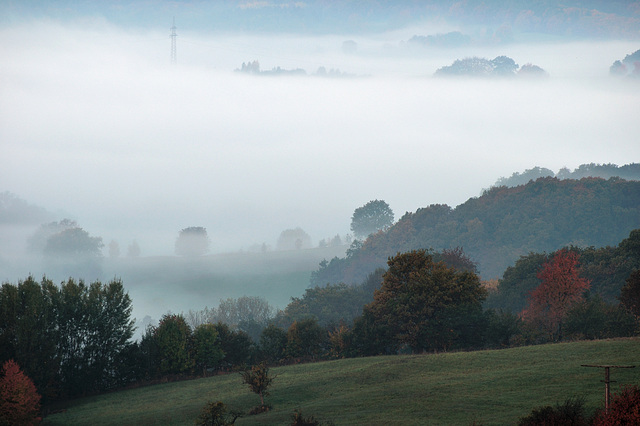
[2,16,639,255]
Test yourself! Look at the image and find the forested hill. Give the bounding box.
[312,177,640,284]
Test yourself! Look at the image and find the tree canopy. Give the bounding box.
[522,249,591,340]
[276,227,312,251]
[350,199,394,240]
[363,250,487,353]
[175,227,210,257]
[0,276,135,400]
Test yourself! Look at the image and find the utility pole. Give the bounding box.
[581,364,635,414]
[170,17,177,65]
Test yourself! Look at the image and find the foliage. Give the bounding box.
[276,268,383,329]
[311,178,640,285]
[192,325,224,375]
[276,228,312,251]
[240,362,275,406]
[289,409,330,426]
[27,219,78,253]
[0,276,135,400]
[620,269,640,318]
[0,192,52,225]
[489,229,640,313]
[44,227,104,258]
[175,227,210,257]
[483,309,522,349]
[29,222,104,278]
[108,240,120,258]
[285,318,326,359]
[518,397,588,426]
[348,307,395,357]
[258,324,287,364]
[154,314,194,375]
[213,323,254,368]
[0,360,41,426]
[564,294,637,340]
[435,55,540,77]
[493,163,640,188]
[522,249,591,340]
[188,296,274,332]
[494,166,555,188]
[350,199,394,239]
[593,385,640,425]
[195,401,241,426]
[365,250,487,353]
[126,240,141,257]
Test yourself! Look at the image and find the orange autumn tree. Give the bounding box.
[0,360,42,425]
[522,249,591,341]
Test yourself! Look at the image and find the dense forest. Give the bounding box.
[312,176,640,284]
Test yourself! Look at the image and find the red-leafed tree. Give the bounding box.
[0,360,42,425]
[522,249,591,340]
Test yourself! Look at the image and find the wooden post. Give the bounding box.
[604,367,610,413]
[582,364,635,414]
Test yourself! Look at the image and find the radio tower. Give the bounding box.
[170,17,177,65]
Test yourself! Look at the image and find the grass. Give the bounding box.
[44,338,640,425]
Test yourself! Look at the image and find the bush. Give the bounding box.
[290,409,334,426]
[195,401,241,426]
[593,385,640,425]
[518,397,588,426]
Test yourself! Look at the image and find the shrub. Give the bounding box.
[518,397,588,425]
[0,360,42,425]
[289,409,323,426]
[593,385,640,425]
[195,401,241,426]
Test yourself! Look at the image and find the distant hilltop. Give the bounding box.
[492,163,640,188]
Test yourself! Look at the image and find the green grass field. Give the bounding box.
[44,338,640,426]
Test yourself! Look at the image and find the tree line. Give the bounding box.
[1,231,638,413]
[0,277,134,401]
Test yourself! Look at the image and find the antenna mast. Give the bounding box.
[170,17,177,65]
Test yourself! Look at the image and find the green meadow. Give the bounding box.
[44,338,640,426]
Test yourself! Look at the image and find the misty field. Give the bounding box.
[44,338,640,426]
[102,245,348,325]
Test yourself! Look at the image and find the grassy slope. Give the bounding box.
[45,338,640,426]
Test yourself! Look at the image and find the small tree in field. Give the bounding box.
[240,362,275,408]
[522,249,590,340]
[0,360,41,425]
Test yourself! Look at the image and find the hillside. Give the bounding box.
[43,338,640,425]
[312,177,640,284]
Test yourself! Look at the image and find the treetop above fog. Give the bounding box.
[435,56,547,78]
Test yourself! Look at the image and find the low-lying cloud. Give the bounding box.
[1,19,639,257]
